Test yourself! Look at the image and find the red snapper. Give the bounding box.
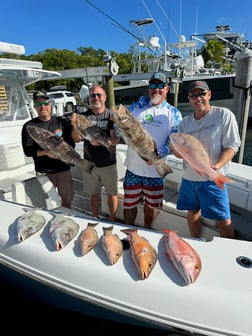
[170,133,233,190]
[163,230,202,285]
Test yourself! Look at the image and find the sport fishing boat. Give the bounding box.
[0,41,252,336]
[113,23,252,121]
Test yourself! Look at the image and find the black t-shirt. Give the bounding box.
[22,116,74,173]
[82,108,116,167]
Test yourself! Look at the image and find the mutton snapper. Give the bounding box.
[112,105,173,178]
[17,208,47,241]
[75,114,114,151]
[170,132,233,190]
[163,229,202,285]
[49,214,79,250]
[121,228,157,280]
[26,125,94,173]
[101,226,123,265]
[80,222,99,255]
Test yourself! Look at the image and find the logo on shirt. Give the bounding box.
[55,129,62,137]
[144,114,153,123]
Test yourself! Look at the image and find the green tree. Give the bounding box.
[201,39,225,67]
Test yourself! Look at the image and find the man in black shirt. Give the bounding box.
[22,91,80,208]
[77,85,119,221]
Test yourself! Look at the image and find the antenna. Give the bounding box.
[84,0,154,52]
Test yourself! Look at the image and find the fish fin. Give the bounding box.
[213,174,233,190]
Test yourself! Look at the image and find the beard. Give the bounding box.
[91,101,102,108]
[150,94,162,105]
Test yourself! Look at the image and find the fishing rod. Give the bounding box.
[84,0,156,53]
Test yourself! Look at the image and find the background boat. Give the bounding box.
[113,23,252,124]
[0,39,252,336]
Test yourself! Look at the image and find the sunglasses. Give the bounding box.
[189,91,208,99]
[35,100,50,107]
[149,83,166,89]
[90,93,103,98]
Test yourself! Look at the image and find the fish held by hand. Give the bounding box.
[170,133,233,190]
[163,229,202,285]
[26,125,93,172]
[121,228,157,280]
[75,114,114,151]
[112,105,173,178]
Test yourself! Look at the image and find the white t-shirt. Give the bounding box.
[125,101,181,178]
[178,106,241,181]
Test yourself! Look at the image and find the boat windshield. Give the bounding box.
[0,81,34,122]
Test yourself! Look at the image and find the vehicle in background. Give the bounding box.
[47,89,77,114]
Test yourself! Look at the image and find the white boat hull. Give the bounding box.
[0,199,252,336]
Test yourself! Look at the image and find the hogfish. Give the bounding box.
[80,222,99,255]
[121,228,157,280]
[17,208,46,241]
[26,125,94,173]
[101,226,123,265]
[163,229,202,285]
[170,132,233,190]
[112,104,173,178]
[75,114,114,151]
[49,214,79,250]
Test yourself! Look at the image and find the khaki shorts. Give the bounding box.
[83,164,118,196]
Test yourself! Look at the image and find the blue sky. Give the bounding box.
[1,0,252,56]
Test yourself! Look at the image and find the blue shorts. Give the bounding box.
[177,178,231,220]
[123,170,164,209]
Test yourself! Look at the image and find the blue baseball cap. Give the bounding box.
[149,72,167,84]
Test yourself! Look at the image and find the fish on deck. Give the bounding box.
[26,125,94,173]
[75,114,114,151]
[17,208,47,242]
[121,228,157,280]
[80,222,99,255]
[112,104,173,178]
[101,226,123,265]
[49,214,79,251]
[170,133,233,190]
[163,229,202,285]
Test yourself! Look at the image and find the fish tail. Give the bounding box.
[155,160,173,178]
[162,229,178,234]
[102,225,113,232]
[121,228,137,234]
[213,174,233,190]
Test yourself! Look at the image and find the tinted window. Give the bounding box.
[48,93,64,99]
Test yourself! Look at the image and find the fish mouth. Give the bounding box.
[175,261,198,285]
